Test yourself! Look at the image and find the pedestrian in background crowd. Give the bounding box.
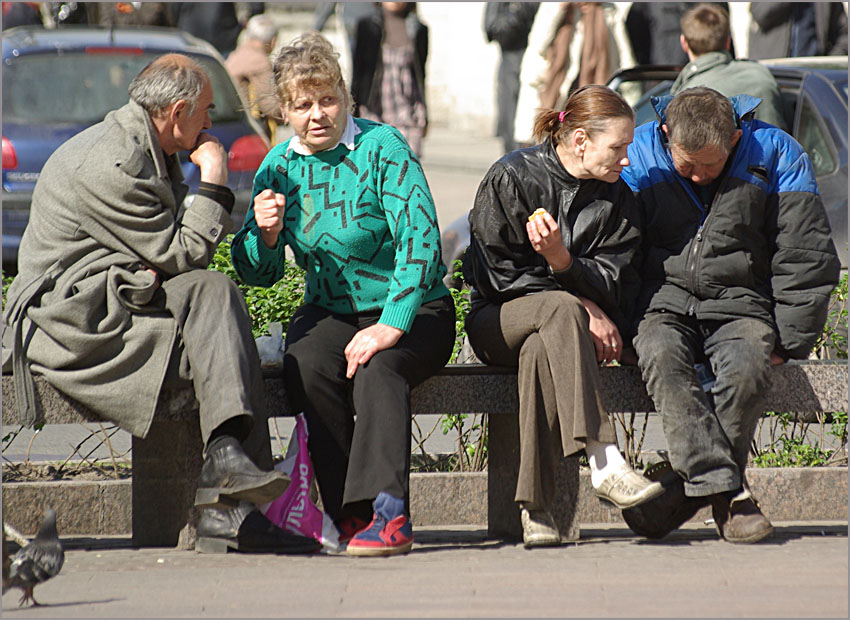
[231,32,454,557]
[352,2,429,157]
[226,13,283,141]
[484,2,539,154]
[312,2,376,62]
[462,85,664,548]
[748,2,848,60]
[513,2,634,148]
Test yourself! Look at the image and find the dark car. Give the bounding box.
[441,57,849,282]
[2,26,271,272]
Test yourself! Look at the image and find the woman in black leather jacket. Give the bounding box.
[462,85,662,548]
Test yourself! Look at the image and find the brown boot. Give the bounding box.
[712,488,774,544]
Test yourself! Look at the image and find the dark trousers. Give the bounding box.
[634,312,775,497]
[497,47,525,153]
[466,291,616,511]
[161,270,273,470]
[283,296,455,521]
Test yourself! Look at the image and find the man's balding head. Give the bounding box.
[128,53,210,117]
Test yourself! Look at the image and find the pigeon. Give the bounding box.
[3,508,65,607]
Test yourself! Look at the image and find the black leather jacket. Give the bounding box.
[462,138,641,337]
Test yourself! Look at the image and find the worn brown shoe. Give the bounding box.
[519,504,561,548]
[712,489,774,544]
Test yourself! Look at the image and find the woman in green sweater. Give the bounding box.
[231,32,454,557]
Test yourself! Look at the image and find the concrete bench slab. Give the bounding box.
[2,361,846,547]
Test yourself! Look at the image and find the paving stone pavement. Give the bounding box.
[2,523,846,618]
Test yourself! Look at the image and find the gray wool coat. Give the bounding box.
[2,101,232,437]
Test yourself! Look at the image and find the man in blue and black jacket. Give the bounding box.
[621,87,840,544]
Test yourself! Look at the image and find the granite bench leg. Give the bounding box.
[488,414,581,541]
[131,419,203,549]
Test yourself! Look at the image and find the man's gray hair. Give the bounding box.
[244,14,278,44]
[128,54,208,117]
[666,87,738,153]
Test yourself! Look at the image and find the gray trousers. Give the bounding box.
[466,291,616,510]
[634,312,775,497]
[161,270,272,470]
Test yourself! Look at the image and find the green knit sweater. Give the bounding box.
[231,118,449,333]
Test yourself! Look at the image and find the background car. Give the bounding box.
[2,26,271,272]
[441,56,849,285]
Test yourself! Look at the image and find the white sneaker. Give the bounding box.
[519,504,561,548]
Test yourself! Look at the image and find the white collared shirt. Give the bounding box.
[286,112,361,156]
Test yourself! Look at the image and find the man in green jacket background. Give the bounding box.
[671,3,789,132]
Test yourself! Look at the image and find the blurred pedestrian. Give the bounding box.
[513,2,634,147]
[352,2,428,157]
[226,13,282,141]
[748,2,848,60]
[671,3,788,132]
[626,2,690,66]
[312,2,376,60]
[170,2,264,59]
[484,2,539,154]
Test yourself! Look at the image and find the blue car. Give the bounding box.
[2,26,271,271]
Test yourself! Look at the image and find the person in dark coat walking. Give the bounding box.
[748,2,848,59]
[622,87,840,544]
[484,2,539,154]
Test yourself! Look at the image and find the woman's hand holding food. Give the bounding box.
[526,208,572,272]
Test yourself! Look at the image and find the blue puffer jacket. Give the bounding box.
[622,94,840,359]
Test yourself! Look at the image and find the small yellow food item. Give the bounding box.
[528,208,547,222]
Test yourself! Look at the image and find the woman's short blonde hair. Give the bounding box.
[272,31,351,110]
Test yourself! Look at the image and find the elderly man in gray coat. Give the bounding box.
[2,54,318,555]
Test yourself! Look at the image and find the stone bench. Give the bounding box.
[2,361,847,548]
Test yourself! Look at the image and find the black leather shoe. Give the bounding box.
[621,461,711,539]
[196,502,322,554]
[194,437,290,509]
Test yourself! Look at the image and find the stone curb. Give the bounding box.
[3,467,846,537]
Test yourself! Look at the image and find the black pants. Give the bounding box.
[283,296,455,521]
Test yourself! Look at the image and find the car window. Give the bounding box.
[2,52,243,125]
[796,95,838,177]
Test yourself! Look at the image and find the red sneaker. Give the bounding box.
[346,492,413,557]
[334,516,369,544]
